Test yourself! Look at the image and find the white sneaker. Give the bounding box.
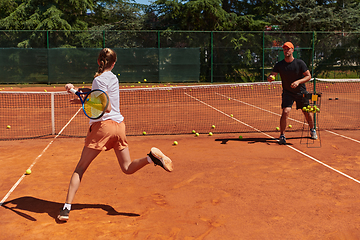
[310,129,318,140]
[148,147,174,172]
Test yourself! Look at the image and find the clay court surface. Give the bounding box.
[1,130,360,239]
[1,85,360,239]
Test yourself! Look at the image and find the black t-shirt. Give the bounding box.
[273,58,308,95]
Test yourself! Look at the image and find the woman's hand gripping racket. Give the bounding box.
[69,88,110,119]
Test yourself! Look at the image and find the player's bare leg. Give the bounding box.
[58,147,100,221]
[114,147,149,174]
[279,107,291,144]
[302,111,318,139]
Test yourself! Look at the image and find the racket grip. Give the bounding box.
[69,88,77,94]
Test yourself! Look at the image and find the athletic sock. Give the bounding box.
[63,203,71,211]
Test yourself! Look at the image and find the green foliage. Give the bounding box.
[267,0,360,31]
[144,0,268,31]
[0,0,93,31]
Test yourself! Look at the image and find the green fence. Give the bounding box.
[0,30,359,84]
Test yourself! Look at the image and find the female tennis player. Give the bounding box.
[58,48,173,222]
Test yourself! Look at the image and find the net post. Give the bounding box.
[313,78,317,130]
[51,93,55,135]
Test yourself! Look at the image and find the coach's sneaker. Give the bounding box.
[310,128,318,140]
[148,147,173,172]
[57,208,70,221]
[279,134,286,145]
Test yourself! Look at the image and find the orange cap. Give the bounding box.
[282,42,294,49]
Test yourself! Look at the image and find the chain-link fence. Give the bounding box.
[0,30,359,84]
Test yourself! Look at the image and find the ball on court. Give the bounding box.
[192,130,196,134]
[230,114,233,117]
[212,125,215,129]
[195,133,200,137]
[25,169,31,175]
[209,132,213,136]
[142,131,147,135]
[276,127,280,131]
[173,141,178,145]
[6,125,11,129]
[288,125,292,128]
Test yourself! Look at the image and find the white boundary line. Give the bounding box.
[325,130,360,144]
[185,92,360,185]
[0,107,82,207]
[216,92,305,125]
[218,92,360,144]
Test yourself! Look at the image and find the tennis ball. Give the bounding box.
[44,89,47,92]
[192,130,196,134]
[144,79,147,82]
[270,75,275,81]
[276,127,280,131]
[288,125,292,128]
[302,107,307,111]
[25,169,31,175]
[173,141,178,145]
[228,98,231,101]
[6,125,11,129]
[195,133,200,137]
[209,132,213,136]
[142,131,147,135]
[212,125,215,129]
[230,114,233,117]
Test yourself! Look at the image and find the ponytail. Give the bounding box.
[94,48,117,78]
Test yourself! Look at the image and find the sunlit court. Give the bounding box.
[1,81,360,239]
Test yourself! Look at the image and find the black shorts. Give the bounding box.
[281,91,310,109]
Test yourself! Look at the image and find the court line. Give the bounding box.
[215,92,305,125]
[325,130,360,144]
[185,92,360,185]
[0,107,82,207]
[218,92,360,144]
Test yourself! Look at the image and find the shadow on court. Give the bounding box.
[215,136,307,145]
[1,196,140,223]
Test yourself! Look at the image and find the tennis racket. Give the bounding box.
[69,88,109,119]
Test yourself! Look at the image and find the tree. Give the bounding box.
[88,1,145,30]
[267,0,360,32]
[0,0,93,31]
[144,0,268,31]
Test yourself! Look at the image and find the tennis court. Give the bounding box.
[1,83,360,239]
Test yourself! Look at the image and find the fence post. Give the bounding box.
[262,31,265,81]
[158,31,160,83]
[47,30,50,85]
[103,30,105,48]
[211,31,213,83]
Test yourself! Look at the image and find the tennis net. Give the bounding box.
[0,79,359,140]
